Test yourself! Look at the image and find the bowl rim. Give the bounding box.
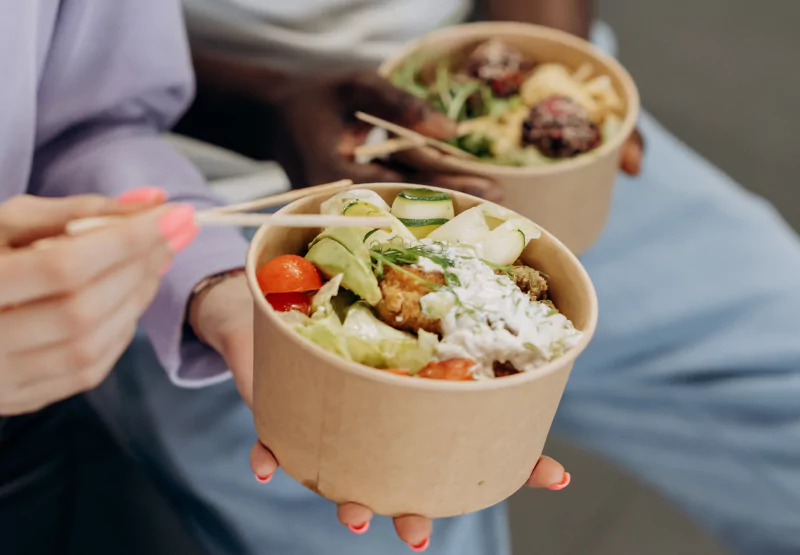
[246,183,599,393]
[377,21,641,177]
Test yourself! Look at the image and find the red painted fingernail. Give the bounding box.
[548,472,571,491]
[119,187,167,205]
[158,204,196,240]
[348,521,370,535]
[255,473,273,484]
[409,537,430,552]
[167,223,199,254]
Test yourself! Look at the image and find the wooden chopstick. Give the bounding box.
[65,211,393,236]
[210,179,354,214]
[354,111,476,160]
[195,212,393,229]
[354,138,419,159]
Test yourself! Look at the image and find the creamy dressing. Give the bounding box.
[416,244,582,379]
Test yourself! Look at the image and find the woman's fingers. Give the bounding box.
[0,204,196,307]
[0,189,166,249]
[337,503,373,534]
[394,515,433,552]
[8,247,168,386]
[250,441,279,483]
[0,315,138,416]
[0,241,171,351]
[526,455,570,490]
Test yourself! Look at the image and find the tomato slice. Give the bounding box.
[266,292,311,315]
[257,255,322,294]
[418,359,476,381]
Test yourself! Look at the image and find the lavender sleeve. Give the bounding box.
[28,0,248,386]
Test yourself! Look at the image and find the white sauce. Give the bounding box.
[413,256,445,274]
[418,245,582,379]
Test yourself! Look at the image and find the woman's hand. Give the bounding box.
[250,440,570,551]
[188,272,572,550]
[0,190,198,415]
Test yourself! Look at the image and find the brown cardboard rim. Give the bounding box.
[377,21,641,177]
[245,183,598,393]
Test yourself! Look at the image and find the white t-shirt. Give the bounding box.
[183,0,473,73]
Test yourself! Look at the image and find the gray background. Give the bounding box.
[509,2,798,553]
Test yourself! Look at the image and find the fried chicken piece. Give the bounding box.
[376,265,444,335]
[492,361,520,378]
[497,264,548,301]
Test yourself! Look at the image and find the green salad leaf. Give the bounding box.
[342,304,438,373]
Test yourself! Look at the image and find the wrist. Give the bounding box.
[188,269,246,345]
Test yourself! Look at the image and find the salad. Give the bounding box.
[390,39,625,166]
[257,188,583,381]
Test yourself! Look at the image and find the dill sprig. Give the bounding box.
[371,244,454,270]
[370,250,441,290]
[369,243,457,290]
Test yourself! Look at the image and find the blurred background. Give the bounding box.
[602,0,800,232]
[67,1,798,554]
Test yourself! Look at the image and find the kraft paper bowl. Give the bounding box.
[379,22,640,254]
[246,183,598,518]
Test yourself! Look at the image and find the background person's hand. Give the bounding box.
[249,440,570,551]
[275,72,645,200]
[0,191,198,415]
[275,72,502,201]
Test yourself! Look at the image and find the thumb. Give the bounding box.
[340,72,457,141]
[0,189,165,248]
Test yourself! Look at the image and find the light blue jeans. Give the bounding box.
[90,26,800,555]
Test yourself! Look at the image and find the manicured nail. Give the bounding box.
[158,205,197,251]
[167,224,199,254]
[119,187,167,205]
[255,473,273,484]
[548,472,571,491]
[409,537,430,552]
[348,521,370,535]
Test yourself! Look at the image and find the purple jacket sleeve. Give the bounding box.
[28,0,249,386]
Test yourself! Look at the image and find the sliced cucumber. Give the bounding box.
[479,222,527,266]
[478,218,542,265]
[397,217,450,239]
[480,204,541,240]
[343,201,416,242]
[391,188,455,222]
[321,189,390,216]
[398,188,451,201]
[426,206,490,244]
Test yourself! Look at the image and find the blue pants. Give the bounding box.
[90,108,800,555]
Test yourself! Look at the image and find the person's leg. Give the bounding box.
[90,340,511,555]
[555,110,800,554]
[0,400,80,555]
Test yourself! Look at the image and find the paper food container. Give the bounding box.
[379,22,640,255]
[246,183,598,518]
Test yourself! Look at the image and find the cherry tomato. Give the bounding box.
[266,292,311,315]
[418,359,476,381]
[257,254,322,295]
